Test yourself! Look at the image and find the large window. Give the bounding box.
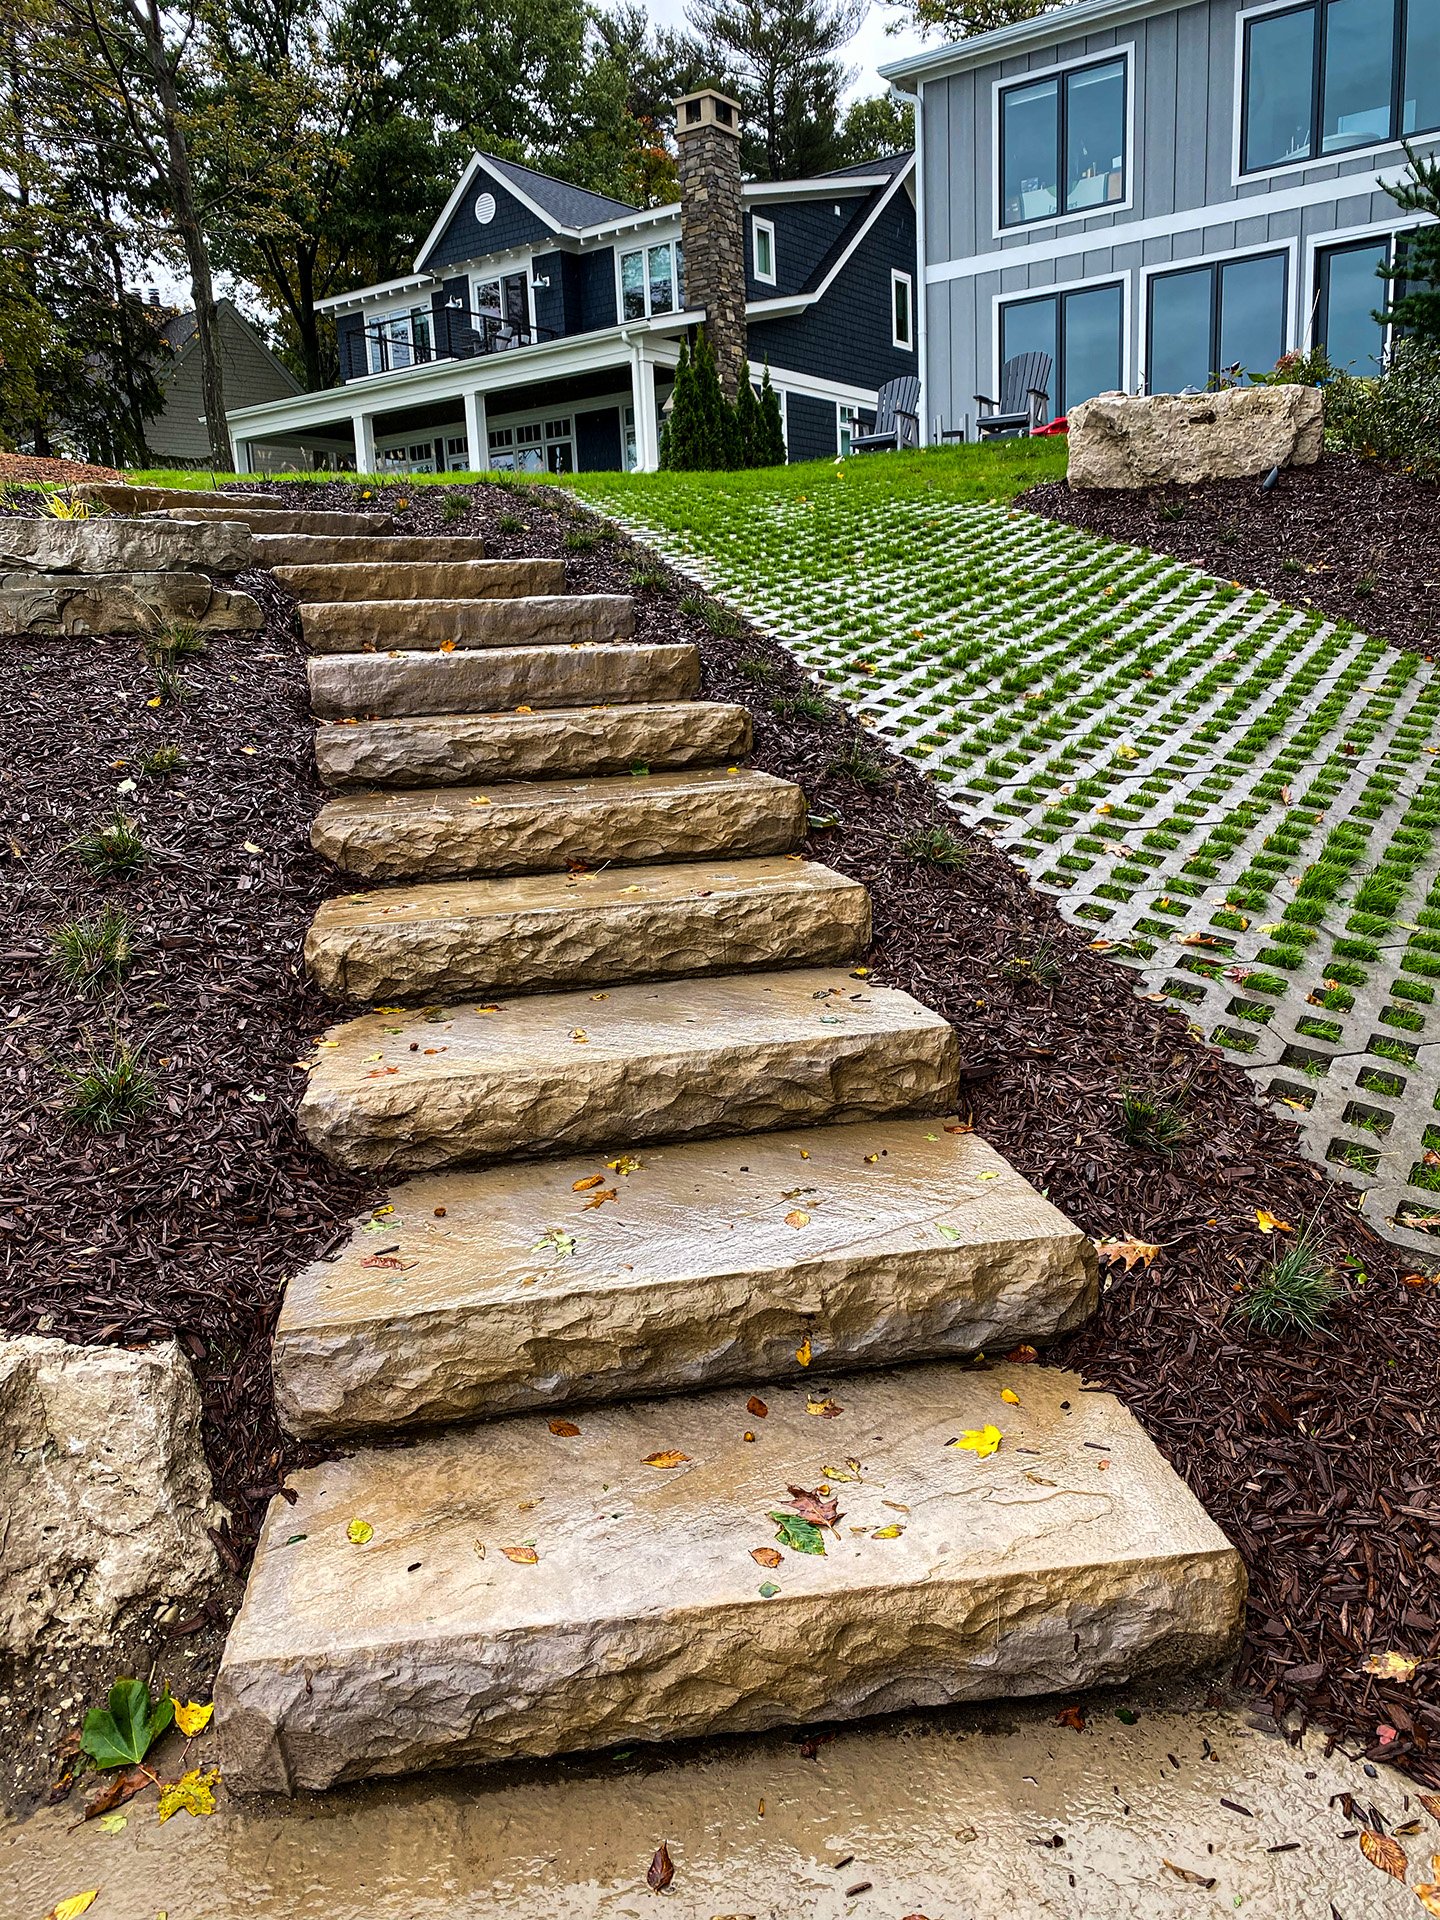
[1000,282,1123,418]
[620,241,684,320]
[1240,0,1440,175]
[999,55,1127,229]
[1314,231,1414,371]
[368,305,432,374]
[1146,252,1288,393]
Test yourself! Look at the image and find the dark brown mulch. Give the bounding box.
[1020,452,1440,657]
[3,473,1438,1808]
[1,450,123,484]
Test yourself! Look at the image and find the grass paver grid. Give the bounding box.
[573,452,1440,1252]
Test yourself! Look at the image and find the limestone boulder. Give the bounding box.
[0,518,252,574]
[0,570,263,636]
[0,1336,222,1653]
[1067,385,1325,489]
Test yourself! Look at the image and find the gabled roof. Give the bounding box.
[819,150,914,182]
[747,151,915,318]
[482,153,637,229]
[880,0,1174,85]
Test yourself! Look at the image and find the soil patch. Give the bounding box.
[1021,452,1440,656]
[1,450,123,485]
[4,475,1438,1810]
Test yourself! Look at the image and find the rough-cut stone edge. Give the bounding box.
[299,594,636,654]
[0,572,263,637]
[306,643,702,718]
[1067,386,1325,489]
[0,518,253,574]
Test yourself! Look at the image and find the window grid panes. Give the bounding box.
[1000,282,1122,418]
[1241,0,1439,176]
[620,242,682,320]
[1146,252,1288,394]
[1000,56,1126,230]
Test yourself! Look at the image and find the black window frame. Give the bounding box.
[1145,249,1290,392]
[1239,0,1438,177]
[998,52,1130,233]
[1313,227,1418,364]
[999,280,1125,417]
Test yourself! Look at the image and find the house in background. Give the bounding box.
[224,92,916,473]
[883,0,1438,439]
[148,297,302,468]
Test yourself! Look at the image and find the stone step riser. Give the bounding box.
[297,970,961,1175]
[307,644,700,720]
[300,595,634,655]
[215,1361,1246,1792]
[81,485,396,536]
[275,560,565,602]
[314,701,752,790]
[273,1120,1097,1440]
[310,769,806,882]
[304,855,868,1002]
[255,535,489,567]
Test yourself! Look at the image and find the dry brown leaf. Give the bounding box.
[572,1174,605,1192]
[643,1450,690,1469]
[582,1188,618,1209]
[1419,1794,1440,1822]
[1055,1704,1086,1731]
[1094,1237,1159,1270]
[785,1209,810,1228]
[501,1545,538,1564]
[1360,1830,1408,1880]
[82,1765,150,1820]
[1162,1861,1216,1889]
[747,1396,768,1418]
[785,1484,841,1529]
[548,1419,580,1437]
[750,1546,783,1568]
[647,1840,675,1891]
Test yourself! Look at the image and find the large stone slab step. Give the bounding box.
[254,534,488,567]
[297,968,959,1173]
[308,642,699,719]
[315,700,751,790]
[300,594,634,655]
[81,485,396,536]
[310,768,805,881]
[215,1360,1246,1791]
[273,1120,1098,1440]
[0,518,253,574]
[304,854,868,1001]
[274,560,564,602]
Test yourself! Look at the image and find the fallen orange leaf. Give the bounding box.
[1359,1830,1407,1880]
[1094,1238,1159,1270]
[747,1396,768,1418]
[501,1545,538,1564]
[643,1450,690,1469]
[548,1418,580,1437]
[572,1174,605,1192]
[751,1546,782,1568]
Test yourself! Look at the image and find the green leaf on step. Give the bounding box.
[936,1223,962,1241]
[768,1511,826,1556]
[80,1678,174,1770]
[758,1580,780,1598]
[531,1227,576,1259]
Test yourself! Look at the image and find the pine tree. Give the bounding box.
[757,361,786,466]
[734,373,760,466]
[659,340,693,468]
[1377,145,1440,347]
[690,327,732,467]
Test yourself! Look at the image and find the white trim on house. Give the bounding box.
[744,175,890,200]
[1135,233,1301,390]
[881,0,1186,87]
[752,215,777,285]
[989,42,1137,242]
[414,153,583,269]
[613,233,686,324]
[914,77,931,443]
[1300,216,1414,353]
[316,273,438,318]
[752,363,877,408]
[891,268,915,350]
[989,267,1134,412]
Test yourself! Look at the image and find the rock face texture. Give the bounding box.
[314,701,752,790]
[216,1361,1245,1790]
[0,518,252,573]
[254,535,488,568]
[0,1336,221,1652]
[300,594,635,654]
[307,643,699,719]
[83,484,396,537]
[297,969,961,1173]
[0,570,263,637]
[304,855,869,1001]
[273,1122,1098,1439]
[274,560,565,603]
[310,768,807,880]
[1067,386,1325,489]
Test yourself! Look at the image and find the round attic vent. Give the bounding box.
[475,191,497,225]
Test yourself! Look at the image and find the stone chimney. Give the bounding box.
[674,88,746,399]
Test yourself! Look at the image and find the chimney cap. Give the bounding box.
[674,88,743,137]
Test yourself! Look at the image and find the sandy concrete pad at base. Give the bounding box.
[9,1686,1423,1919]
[303,853,868,1001]
[309,767,807,880]
[297,968,960,1172]
[273,558,565,602]
[306,641,699,717]
[300,592,635,653]
[273,1118,1097,1438]
[214,1361,1243,1791]
[313,700,751,789]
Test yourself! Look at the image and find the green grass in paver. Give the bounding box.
[570,448,1440,1245]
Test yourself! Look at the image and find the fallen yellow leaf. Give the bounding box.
[1094,1238,1160,1270]
[45,1895,99,1920]
[173,1699,213,1738]
[572,1174,605,1192]
[1255,1210,1294,1234]
[346,1518,374,1545]
[871,1523,904,1539]
[156,1766,221,1823]
[1416,1885,1440,1917]
[1365,1650,1420,1682]
[643,1450,690,1469]
[795,1336,812,1366]
[501,1545,538,1564]
[949,1424,1002,1459]
[784,1209,810,1228]
[1000,1388,1020,1405]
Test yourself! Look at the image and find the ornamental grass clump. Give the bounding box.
[1118,1083,1192,1153]
[62,1040,157,1131]
[69,811,146,878]
[1237,1227,1341,1337]
[50,904,136,990]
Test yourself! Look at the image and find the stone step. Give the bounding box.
[300,594,634,655]
[81,485,396,536]
[304,855,868,1001]
[0,518,253,574]
[308,642,699,719]
[274,560,565,603]
[273,1119,1098,1440]
[254,534,489,568]
[310,768,805,882]
[315,700,751,790]
[215,1359,1246,1791]
[297,968,959,1174]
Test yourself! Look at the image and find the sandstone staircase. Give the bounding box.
[195,512,1244,1795]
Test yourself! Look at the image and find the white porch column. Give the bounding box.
[630,346,660,471]
[351,410,376,475]
[230,437,252,476]
[463,388,488,473]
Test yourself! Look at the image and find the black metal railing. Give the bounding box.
[350,304,559,379]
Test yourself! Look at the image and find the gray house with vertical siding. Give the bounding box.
[882,0,1438,440]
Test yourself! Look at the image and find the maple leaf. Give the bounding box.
[1094,1237,1159,1270]
[173,1699,213,1738]
[1055,1704,1086,1731]
[1255,1209,1294,1234]
[949,1424,1002,1459]
[784,1484,841,1529]
[156,1765,221,1823]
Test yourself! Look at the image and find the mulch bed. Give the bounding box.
[3,473,1439,1808]
[1021,452,1440,657]
[1,450,123,484]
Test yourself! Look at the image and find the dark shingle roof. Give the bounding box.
[818,150,914,182]
[482,154,638,230]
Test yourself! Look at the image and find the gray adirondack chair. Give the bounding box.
[851,375,922,453]
[974,353,1053,437]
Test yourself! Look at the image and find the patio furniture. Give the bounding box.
[974,353,1053,438]
[851,375,922,453]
